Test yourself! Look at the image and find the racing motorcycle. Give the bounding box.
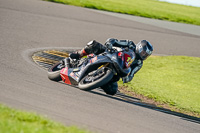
[48,47,135,95]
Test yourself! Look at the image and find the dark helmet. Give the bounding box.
[135,40,153,60]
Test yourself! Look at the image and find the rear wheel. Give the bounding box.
[78,68,113,91]
[101,82,118,95]
[48,62,63,81]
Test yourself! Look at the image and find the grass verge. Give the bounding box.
[118,56,200,117]
[0,104,90,133]
[46,0,200,25]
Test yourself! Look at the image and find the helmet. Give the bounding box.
[135,40,153,60]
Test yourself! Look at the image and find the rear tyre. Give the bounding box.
[48,62,63,81]
[78,68,113,91]
[101,82,118,95]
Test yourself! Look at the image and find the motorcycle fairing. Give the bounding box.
[111,52,132,77]
[60,50,135,86]
[60,55,112,86]
[124,53,135,68]
[77,55,113,82]
[60,67,72,85]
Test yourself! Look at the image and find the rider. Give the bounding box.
[69,38,153,95]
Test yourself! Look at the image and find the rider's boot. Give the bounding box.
[69,49,88,59]
[70,40,106,59]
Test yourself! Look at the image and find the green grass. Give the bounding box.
[46,0,200,25]
[119,56,200,116]
[0,104,90,133]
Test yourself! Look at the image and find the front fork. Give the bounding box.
[62,58,71,68]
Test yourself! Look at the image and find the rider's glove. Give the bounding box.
[105,42,113,50]
[105,38,116,50]
[122,75,134,83]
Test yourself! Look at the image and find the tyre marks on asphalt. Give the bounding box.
[44,50,69,57]
[32,50,69,69]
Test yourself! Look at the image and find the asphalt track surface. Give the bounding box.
[0,0,200,133]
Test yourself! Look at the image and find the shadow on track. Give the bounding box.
[57,81,200,124]
[88,88,200,124]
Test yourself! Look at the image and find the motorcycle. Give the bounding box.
[47,47,135,95]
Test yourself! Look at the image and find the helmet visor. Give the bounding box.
[140,51,149,60]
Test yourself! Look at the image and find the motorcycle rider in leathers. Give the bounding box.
[69,38,153,95]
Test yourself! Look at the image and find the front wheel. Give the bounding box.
[78,68,113,91]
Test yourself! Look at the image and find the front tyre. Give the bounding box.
[47,62,63,81]
[78,68,113,91]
